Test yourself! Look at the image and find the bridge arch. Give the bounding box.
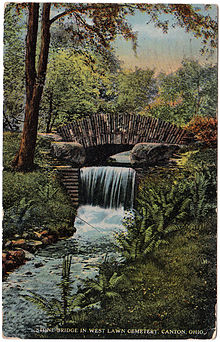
[55,114,193,204]
[57,113,190,150]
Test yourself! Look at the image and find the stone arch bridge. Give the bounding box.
[56,113,191,164]
[53,113,193,207]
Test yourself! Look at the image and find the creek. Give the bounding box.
[2,166,136,338]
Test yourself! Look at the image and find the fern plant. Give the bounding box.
[3,198,35,240]
[79,271,131,310]
[23,256,130,328]
[188,170,216,221]
[116,180,191,262]
[23,255,85,327]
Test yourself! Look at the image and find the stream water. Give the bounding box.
[3,166,135,338]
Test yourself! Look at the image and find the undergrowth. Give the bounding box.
[24,145,216,339]
[3,132,75,243]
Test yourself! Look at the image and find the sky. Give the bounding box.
[1,2,218,76]
[112,5,218,73]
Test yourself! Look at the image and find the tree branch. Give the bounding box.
[49,4,124,25]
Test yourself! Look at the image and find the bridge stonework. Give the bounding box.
[56,114,193,207]
[57,113,191,148]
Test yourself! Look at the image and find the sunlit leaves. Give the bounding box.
[39,49,117,131]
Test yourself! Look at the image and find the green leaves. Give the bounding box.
[39,49,118,132]
[115,68,157,114]
[3,198,35,239]
[117,170,212,262]
[4,4,26,130]
[146,59,217,125]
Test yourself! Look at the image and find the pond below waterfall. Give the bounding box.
[3,166,134,339]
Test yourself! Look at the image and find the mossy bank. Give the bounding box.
[3,132,76,276]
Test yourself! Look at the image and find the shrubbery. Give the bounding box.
[3,133,75,243]
[185,116,217,147]
[26,146,217,338]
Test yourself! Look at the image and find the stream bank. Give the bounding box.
[2,225,75,277]
[3,165,135,338]
[2,205,126,338]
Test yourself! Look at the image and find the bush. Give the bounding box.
[3,133,76,242]
[3,132,21,171]
[185,116,217,147]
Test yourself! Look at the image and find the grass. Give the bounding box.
[3,132,76,243]
[33,215,216,339]
[4,134,216,339]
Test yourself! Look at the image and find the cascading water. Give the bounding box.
[3,166,135,338]
[80,166,136,209]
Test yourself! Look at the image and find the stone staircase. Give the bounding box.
[56,167,80,207]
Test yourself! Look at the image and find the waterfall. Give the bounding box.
[80,166,136,209]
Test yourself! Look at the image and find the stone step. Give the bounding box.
[62,176,79,180]
[58,167,80,207]
[69,195,79,201]
[62,181,78,185]
[66,187,79,193]
[65,184,78,188]
[69,192,79,196]
[61,172,79,176]
[62,174,79,178]
[69,197,79,201]
[62,176,78,179]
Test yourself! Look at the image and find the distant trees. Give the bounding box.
[115,68,157,114]
[39,50,119,132]
[3,4,25,130]
[146,59,217,125]
[176,60,217,118]
[3,3,217,170]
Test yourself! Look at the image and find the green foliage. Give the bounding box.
[187,171,216,221]
[23,256,87,327]
[3,4,26,130]
[116,147,216,263]
[176,60,217,118]
[115,68,157,114]
[3,132,21,171]
[3,198,35,240]
[116,179,190,262]
[79,270,131,310]
[177,148,217,219]
[39,49,118,132]
[100,218,216,336]
[146,59,217,125]
[3,133,75,242]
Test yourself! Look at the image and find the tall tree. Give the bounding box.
[12,3,50,170]
[10,3,217,171]
[39,49,118,132]
[176,59,218,118]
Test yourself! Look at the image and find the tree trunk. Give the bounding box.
[46,90,54,133]
[12,3,51,171]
